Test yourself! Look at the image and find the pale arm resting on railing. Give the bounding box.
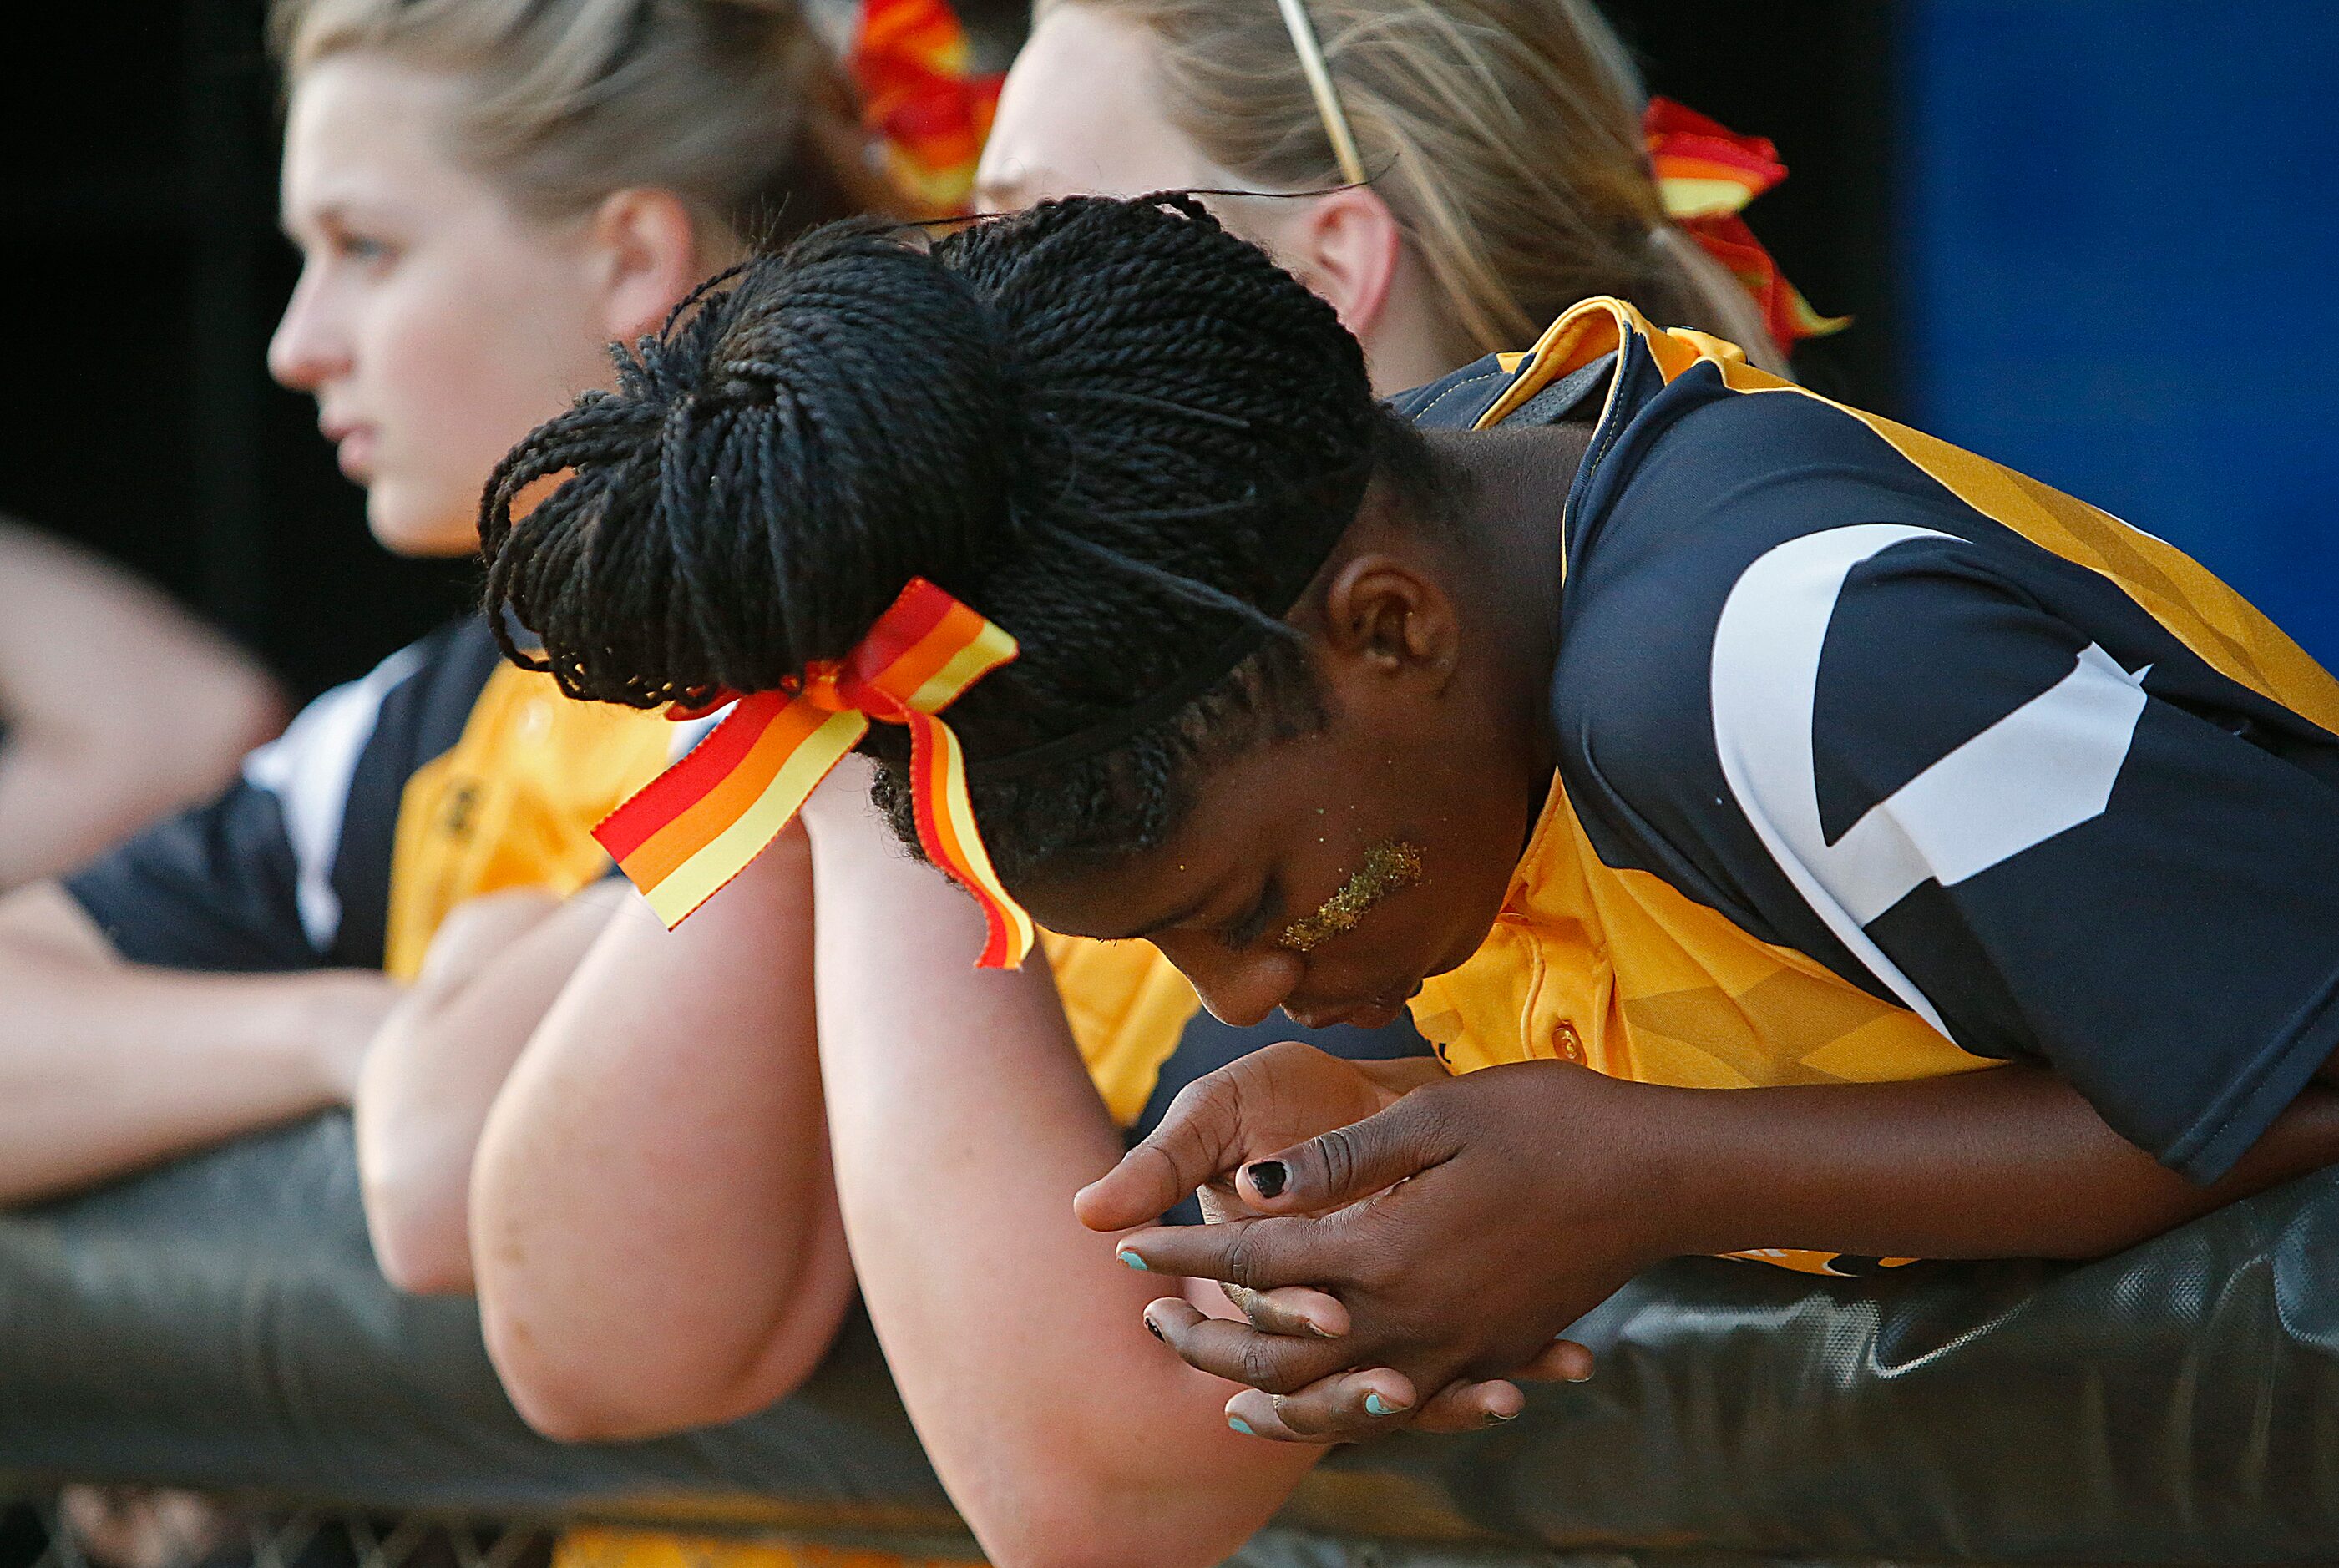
[0,881,393,1206]
[800,763,1324,1568]
[468,832,854,1443]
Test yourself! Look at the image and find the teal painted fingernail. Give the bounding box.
[1117,1251,1148,1271]
[1228,1416,1257,1436]
[1364,1393,1396,1416]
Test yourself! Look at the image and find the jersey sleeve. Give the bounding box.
[62,643,426,973]
[1698,529,2339,1184]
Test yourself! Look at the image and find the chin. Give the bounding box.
[365,488,486,559]
[1422,914,1499,981]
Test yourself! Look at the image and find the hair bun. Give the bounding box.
[481,222,1020,709]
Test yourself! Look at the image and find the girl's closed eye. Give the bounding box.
[1218,877,1282,951]
[333,230,397,267]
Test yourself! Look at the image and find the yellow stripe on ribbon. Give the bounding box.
[646,704,866,926]
[1643,96,1849,356]
[592,578,1033,967]
[909,709,1035,968]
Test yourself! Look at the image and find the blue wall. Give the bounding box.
[1900,0,2339,663]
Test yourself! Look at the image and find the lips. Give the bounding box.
[1339,996,1410,1031]
[1287,980,1420,1032]
[324,420,377,481]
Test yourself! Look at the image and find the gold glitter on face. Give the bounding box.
[1278,840,1425,953]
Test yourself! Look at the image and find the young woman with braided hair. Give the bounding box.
[467,9,1856,1551]
[483,195,2339,1555]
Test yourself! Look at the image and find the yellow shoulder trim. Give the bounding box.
[384,665,673,979]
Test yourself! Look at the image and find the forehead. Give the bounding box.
[281,54,480,217]
[1012,722,1372,940]
[976,4,1213,210]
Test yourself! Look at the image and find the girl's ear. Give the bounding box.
[590,187,709,343]
[1319,550,1459,690]
[1278,185,1405,343]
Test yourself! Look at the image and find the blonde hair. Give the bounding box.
[271,0,852,240]
[1053,0,1786,372]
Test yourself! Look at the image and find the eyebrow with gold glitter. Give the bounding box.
[1278,840,1424,953]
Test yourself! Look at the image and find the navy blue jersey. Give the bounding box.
[1399,299,2339,1186]
[65,618,671,980]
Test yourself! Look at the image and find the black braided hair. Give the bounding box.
[480,194,1432,880]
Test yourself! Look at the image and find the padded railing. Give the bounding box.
[3,1114,2337,1565]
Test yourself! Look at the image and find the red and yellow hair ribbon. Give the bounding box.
[593,579,1035,969]
[850,0,1005,219]
[1643,97,1849,357]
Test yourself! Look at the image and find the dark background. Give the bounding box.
[3,0,474,701]
[7,2,2331,703]
[0,1,1896,703]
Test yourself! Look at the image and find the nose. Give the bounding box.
[267,264,347,392]
[1167,943,1306,1030]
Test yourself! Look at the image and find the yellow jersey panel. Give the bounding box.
[384,663,674,980]
[1040,930,1202,1128]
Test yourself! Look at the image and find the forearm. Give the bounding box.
[0,716,275,890]
[355,890,620,1295]
[0,884,387,1204]
[804,787,1317,1568]
[0,522,281,888]
[1643,1060,2339,1262]
[470,844,851,1443]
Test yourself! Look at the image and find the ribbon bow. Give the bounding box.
[850,0,1005,219]
[593,578,1034,969]
[1643,97,1849,357]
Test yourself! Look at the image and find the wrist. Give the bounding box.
[288,970,400,1105]
[1526,1066,1742,1263]
[1618,1080,1785,1258]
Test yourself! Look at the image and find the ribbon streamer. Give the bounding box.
[850,0,1005,218]
[1644,96,1849,356]
[593,578,1034,969]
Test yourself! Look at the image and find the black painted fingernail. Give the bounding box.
[1144,1315,1166,1342]
[1248,1161,1288,1199]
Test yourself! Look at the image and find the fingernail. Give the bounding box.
[1305,1319,1339,1339]
[1117,1251,1148,1271]
[1486,1409,1519,1424]
[1565,1369,1593,1383]
[1247,1161,1288,1199]
[1364,1393,1400,1417]
[1228,1416,1257,1437]
[1143,1316,1166,1342]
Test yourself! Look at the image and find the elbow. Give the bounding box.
[123,663,288,798]
[969,1475,1268,1568]
[205,667,290,758]
[950,1422,1294,1568]
[487,1343,653,1445]
[368,1211,473,1297]
[481,1242,857,1444]
[358,1145,474,1297]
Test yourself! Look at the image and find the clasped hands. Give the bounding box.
[1076,1044,1673,1443]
